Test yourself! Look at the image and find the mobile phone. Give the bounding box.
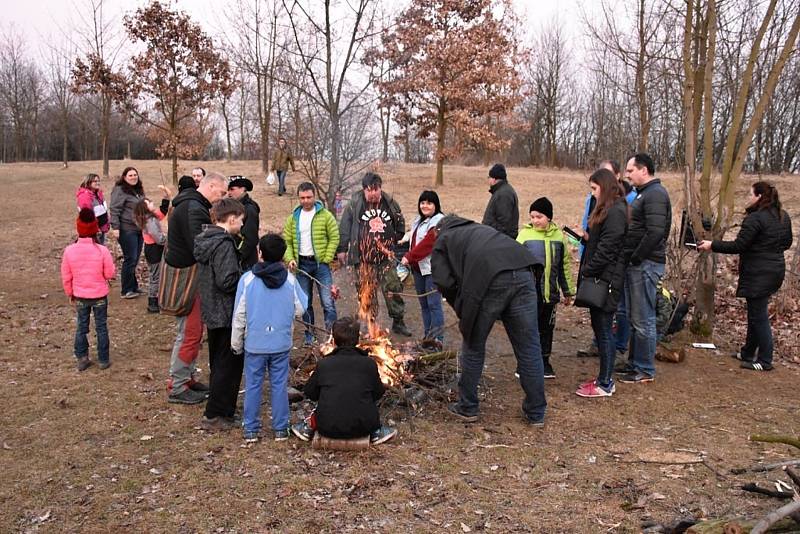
[562,226,582,241]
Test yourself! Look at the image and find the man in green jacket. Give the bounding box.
[283,182,340,346]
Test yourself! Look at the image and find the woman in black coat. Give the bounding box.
[698,181,793,371]
[574,169,628,397]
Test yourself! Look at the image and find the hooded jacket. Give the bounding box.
[482,179,519,239]
[579,198,629,312]
[165,188,212,268]
[283,200,340,264]
[623,178,671,265]
[516,222,576,304]
[337,190,404,265]
[237,193,261,270]
[303,346,384,439]
[432,216,537,338]
[231,261,307,354]
[711,208,793,299]
[109,184,143,233]
[193,225,242,329]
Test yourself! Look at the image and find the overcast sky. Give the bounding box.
[5,0,591,52]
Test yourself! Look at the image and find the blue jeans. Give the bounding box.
[118,229,143,295]
[614,282,631,353]
[457,268,546,422]
[590,307,615,387]
[277,170,288,194]
[74,297,109,363]
[743,296,773,365]
[297,258,337,342]
[412,271,444,342]
[243,350,290,434]
[626,260,665,377]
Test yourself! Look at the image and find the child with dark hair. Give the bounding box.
[133,199,167,313]
[61,209,116,371]
[292,316,397,445]
[232,233,307,442]
[194,198,246,430]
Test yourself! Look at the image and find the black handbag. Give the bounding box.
[574,276,610,308]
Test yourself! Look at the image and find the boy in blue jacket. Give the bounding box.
[232,233,307,442]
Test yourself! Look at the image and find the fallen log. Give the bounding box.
[751,501,800,534]
[686,517,799,533]
[750,435,800,451]
[741,482,794,499]
[311,433,370,451]
[730,459,800,475]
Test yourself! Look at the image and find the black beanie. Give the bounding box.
[529,197,553,220]
[488,163,507,180]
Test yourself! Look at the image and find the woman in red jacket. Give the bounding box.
[75,173,110,243]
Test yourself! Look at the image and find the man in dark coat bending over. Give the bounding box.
[431,215,547,425]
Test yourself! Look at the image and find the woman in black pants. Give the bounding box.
[574,169,629,397]
[698,181,793,371]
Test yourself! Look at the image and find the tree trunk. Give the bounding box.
[62,112,69,168]
[101,94,111,178]
[435,100,446,186]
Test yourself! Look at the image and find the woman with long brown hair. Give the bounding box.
[698,181,793,371]
[574,169,629,397]
[110,166,145,299]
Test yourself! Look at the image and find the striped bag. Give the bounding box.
[157,260,199,316]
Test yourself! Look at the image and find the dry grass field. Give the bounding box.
[0,160,798,533]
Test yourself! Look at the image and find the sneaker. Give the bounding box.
[732,352,755,362]
[243,431,260,443]
[740,360,773,371]
[199,416,234,431]
[189,381,210,393]
[618,371,654,384]
[147,297,160,313]
[576,345,599,358]
[391,320,412,337]
[168,388,208,405]
[134,288,146,295]
[76,356,93,372]
[291,421,314,442]
[614,361,635,374]
[576,381,614,398]
[273,429,290,441]
[121,291,139,299]
[370,425,397,445]
[521,409,545,427]
[98,361,111,370]
[543,361,556,379]
[447,402,478,423]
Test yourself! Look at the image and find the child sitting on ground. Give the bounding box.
[292,316,397,445]
[232,233,307,442]
[61,208,116,371]
[516,197,575,379]
[133,198,167,313]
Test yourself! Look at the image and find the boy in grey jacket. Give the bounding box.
[193,198,246,431]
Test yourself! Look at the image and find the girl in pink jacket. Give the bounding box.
[75,173,110,243]
[61,209,116,371]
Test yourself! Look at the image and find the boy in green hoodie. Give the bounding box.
[516,197,576,378]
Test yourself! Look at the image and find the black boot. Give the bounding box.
[392,319,412,337]
[542,355,555,379]
[147,297,160,313]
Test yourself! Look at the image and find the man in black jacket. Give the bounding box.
[165,172,227,405]
[432,216,547,425]
[227,176,261,270]
[619,153,671,383]
[481,163,520,239]
[293,316,397,445]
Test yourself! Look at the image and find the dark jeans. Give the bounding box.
[204,327,244,419]
[538,302,556,357]
[590,307,615,387]
[614,281,630,353]
[277,170,288,194]
[457,268,546,423]
[74,297,109,363]
[412,271,444,342]
[297,258,337,342]
[742,296,773,365]
[118,229,143,295]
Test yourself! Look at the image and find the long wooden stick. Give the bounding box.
[750,435,800,451]
[751,500,800,534]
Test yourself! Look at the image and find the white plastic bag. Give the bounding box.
[266,172,276,186]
